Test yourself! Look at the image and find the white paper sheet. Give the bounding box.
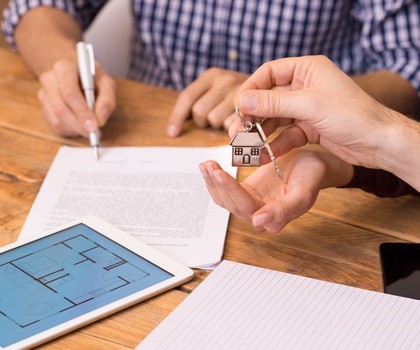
[138,260,420,349]
[20,146,237,268]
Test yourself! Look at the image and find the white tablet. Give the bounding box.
[0,217,194,349]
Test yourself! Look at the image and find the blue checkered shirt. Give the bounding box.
[2,0,420,93]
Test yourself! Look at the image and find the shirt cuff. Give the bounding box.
[340,166,419,198]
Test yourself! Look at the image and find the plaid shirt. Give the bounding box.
[2,0,420,93]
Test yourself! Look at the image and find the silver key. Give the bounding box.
[255,121,284,180]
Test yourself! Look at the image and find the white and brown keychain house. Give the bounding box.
[230,131,264,167]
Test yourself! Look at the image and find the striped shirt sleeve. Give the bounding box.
[353,0,420,94]
[1,0,106,50]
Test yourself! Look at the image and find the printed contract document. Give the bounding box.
[20,146,237,268]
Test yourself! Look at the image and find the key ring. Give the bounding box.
[235,104,266,126]
[242,120,253,132]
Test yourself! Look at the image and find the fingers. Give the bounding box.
[250,176,316,233]
[190,87,231,129]
[206,93,236,129]
[263,124,310,160]
[94,65,116,127]
[199,160,264,224]
[235,55,335,98]
[167,68,248,137]
[235,57,300,93]
[38,70,87,137]
[199,161,224,207]
[199,149,331,234]
[199,157,318,234]
[237,89,316,122]
[228,118,243,138]
[167,74,212,137]
[251,194,309,234]
[37,59,116,138]
[222,113,236,130]
[54,60,98,134]
[251,151,325,233]
[233,56,342,123]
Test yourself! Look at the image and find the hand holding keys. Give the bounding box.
[230,106,283,180]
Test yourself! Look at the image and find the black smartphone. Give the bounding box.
[379,242,420,299]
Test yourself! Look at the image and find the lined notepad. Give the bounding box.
[138,260,420,349]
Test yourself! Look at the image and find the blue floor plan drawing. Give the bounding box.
[0,234,149,328]
[0,224,173,347]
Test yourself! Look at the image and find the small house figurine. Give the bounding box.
[230,131,264,167]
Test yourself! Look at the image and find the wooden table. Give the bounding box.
[0,48,419,349]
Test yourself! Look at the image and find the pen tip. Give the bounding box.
[93,147,100,161]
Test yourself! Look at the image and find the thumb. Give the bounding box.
[237,89,313,123]
[252,188,315,233]
[251,202,290,234]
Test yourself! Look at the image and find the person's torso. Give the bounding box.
[129,0,363,90]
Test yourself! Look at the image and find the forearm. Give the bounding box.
[352,71,420,118]
[14,8,82,76]
[378,111,420,191]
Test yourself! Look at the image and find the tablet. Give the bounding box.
[0,217,194,349]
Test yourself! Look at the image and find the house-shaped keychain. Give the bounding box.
[230,131,264,167]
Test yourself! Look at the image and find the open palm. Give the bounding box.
[200,147,349,233]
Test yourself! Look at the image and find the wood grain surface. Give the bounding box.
[0,48,419,349]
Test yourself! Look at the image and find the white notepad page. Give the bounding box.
[20,146,237,269]
[138,260,420,349]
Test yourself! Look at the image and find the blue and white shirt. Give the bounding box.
[2,0,420,93]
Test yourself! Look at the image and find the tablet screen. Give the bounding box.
[0,224,173,347]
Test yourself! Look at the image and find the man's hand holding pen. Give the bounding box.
[36,42,116,147]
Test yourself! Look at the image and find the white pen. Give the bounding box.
[76,41,100,160]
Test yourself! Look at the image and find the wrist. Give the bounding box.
[301,146,354,189]
[378,110,420,191]
[319,151,354,189]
